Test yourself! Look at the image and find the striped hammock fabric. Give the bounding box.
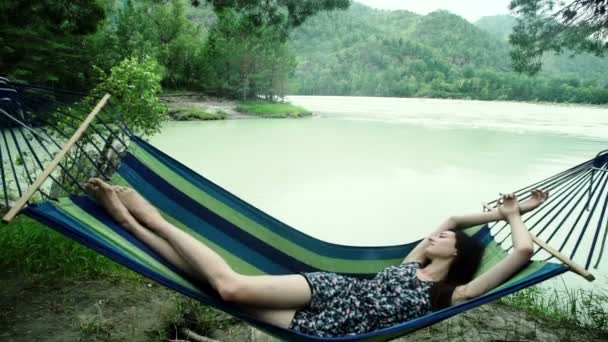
[22,136,569,341]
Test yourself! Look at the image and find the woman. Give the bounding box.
[84,177,547,337]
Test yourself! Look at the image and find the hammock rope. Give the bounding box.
[1,80,607,341]
[0,81,130,206]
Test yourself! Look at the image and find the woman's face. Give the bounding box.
[426,230,458,259]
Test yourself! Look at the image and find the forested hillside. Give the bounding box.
[475,15,608,84]
[289,3,608,103]
[0,0,347,100]
[2,1,607,104]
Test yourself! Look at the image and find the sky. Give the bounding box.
[355,0,513,23]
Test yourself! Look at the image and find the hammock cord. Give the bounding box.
[24,91,126,163]
[0,133,9,202]
[0,81,129,207]
[1,128,23,198]
[589,175,608,269]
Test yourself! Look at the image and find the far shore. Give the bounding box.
[160,93,314,120]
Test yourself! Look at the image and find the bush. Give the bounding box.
[169,107,226,121]
[236,101,311,118]
[91,55,168,136]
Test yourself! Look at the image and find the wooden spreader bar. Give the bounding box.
[482,202,595,282]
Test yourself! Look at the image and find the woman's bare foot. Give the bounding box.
[113,185,168,237]
[84,178,139,232]
[518,189,549,215]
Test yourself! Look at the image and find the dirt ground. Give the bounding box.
[0,272,176,342]
[1,272,607,342]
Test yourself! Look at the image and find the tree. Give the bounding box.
[0,0,105,87]
[88,0,208,90]
[90,56,168,137]
[199,0,351,40]
[202,9,296,99]
[509,0,608,75]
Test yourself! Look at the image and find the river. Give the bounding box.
[150,96,608,294]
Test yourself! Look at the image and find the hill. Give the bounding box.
[288,3,608,103]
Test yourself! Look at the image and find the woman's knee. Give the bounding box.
[215,274,246,303]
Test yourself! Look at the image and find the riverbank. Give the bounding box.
[161,93,312,120]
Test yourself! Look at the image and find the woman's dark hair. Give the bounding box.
[429,228,483,310]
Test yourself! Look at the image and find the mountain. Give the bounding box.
[287,3,608,103]
[475,15,516,41]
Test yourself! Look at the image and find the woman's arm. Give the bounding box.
[404,190,546,265]
[432,189,548,235]
[431,209,503,235]
[403,204,504,264]
[455,196,534,302]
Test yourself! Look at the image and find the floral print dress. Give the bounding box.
[288,261,433,338]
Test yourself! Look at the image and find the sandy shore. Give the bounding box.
[161,93,257,120]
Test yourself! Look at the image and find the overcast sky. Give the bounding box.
[355,0,513,22]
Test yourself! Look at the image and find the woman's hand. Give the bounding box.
[497,193,520,219]
[519,189,549,215]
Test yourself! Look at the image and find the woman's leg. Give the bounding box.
[86,178,311,313]
[85,179,198,278]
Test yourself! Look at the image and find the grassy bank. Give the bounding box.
[236,101,312,118]
[500,283,608,331]
[0,215,132,280]
[169,107,227,121]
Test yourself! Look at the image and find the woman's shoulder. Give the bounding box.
[390,261,424,274]
[378,262,427,285]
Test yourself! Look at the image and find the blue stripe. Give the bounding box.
[131,136,413,260]
[117,158,298,274]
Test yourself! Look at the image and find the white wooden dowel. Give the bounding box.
[481,202,594,282]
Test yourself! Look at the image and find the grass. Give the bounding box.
[236,101,312,118]
[154,297,239,341]
[499,281,608,331]
[169,107,226,121]
[0,213,135,280]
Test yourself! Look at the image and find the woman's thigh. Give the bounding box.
[234,273,312,309]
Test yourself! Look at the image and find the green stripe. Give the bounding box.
[129,142,402,273]
[55,198,200,293]
[465,227,548,294]
[492,261,546,293]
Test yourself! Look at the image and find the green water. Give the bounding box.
[150,96,608,292]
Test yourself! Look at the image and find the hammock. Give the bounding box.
[1,81,606,341]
